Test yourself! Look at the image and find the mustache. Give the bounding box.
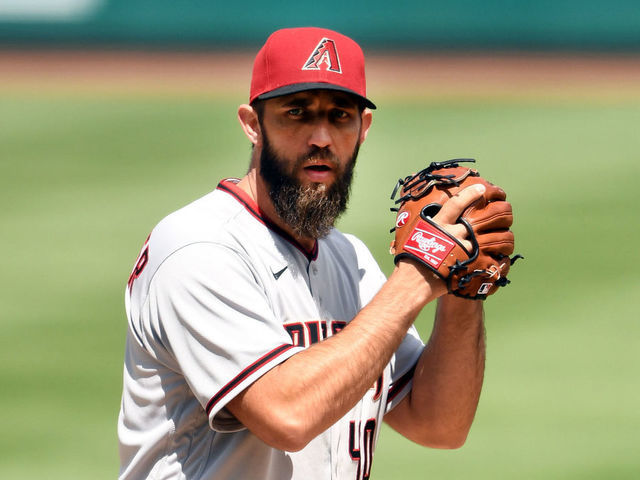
[297,147,339,168]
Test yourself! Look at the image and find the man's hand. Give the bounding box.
[390,159,521,300]
[431,183,487,252]
[395,183,487,298]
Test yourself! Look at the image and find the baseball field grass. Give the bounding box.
[1,53,639,479]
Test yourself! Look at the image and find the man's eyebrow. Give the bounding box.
[331,95,359,109]
[280,97,312,108]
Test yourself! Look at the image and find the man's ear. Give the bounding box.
[238,104,261,146]
[359,108,373,145]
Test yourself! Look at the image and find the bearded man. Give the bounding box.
[118,27,494,480]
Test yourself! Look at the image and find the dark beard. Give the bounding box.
[259,132,359,239]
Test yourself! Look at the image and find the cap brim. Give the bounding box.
[255,82,376,109]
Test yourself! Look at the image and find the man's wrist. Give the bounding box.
[393,259,448,305]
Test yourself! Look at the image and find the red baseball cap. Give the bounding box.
[250,27,376,109]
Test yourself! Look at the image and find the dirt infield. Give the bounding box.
[2,49,640,100]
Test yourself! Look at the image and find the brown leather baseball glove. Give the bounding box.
[390,159,522,300]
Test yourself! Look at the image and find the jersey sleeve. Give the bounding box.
[341,233,387,306]
[385,325,424,413]
[141,242,303,432]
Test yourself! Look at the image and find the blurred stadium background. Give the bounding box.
[1,2,639,479]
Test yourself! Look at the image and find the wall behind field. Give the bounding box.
[1,0,640,51]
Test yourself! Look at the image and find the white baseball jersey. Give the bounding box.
[118,178,425,480]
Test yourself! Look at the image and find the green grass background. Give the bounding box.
[1,87,639,479]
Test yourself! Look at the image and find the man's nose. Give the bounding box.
[308,120,332,149]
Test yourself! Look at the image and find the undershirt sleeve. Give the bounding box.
[143,242,303,432]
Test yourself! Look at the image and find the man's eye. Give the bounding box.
[332,110,349,120]
[287,108,304,116]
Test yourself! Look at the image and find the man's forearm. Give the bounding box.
[227,261,441,451]
[385,295,485,448]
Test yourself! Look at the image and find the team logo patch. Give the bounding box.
[403,220,455,268]
[395,211,410,228]
[302,37,342,73]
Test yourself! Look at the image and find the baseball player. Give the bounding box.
[118,27,497,479]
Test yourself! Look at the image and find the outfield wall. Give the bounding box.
[1,0,640,51]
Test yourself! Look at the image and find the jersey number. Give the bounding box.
[349,418,376,480]
[127,243,149,292]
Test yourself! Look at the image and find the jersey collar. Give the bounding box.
[217,179,319,261]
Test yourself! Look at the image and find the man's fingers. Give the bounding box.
[440,223,477,252]
[435,184,486,224]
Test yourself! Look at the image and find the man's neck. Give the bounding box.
[236,170,317,252]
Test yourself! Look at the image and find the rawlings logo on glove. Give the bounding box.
[390,158,522,300]
[405,221,455,267]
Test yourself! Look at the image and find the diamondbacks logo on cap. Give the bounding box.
[302,38,342,73]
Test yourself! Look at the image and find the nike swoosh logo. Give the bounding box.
[272,266,288,280]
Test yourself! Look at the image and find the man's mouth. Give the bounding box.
[304,164,332,172]
[301,161,336,183]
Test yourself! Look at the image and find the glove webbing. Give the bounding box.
[390,158,477,204]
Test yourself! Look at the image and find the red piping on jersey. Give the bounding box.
[387,362,417,405]
[206,343,296,415]
[217,179,319,261]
